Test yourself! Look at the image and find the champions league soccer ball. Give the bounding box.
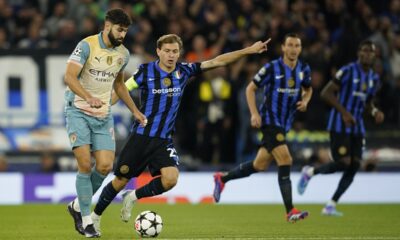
[134,210,163,238]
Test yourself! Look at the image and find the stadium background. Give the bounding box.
[0,0,399,203]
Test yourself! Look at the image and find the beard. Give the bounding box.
[108,31,123,47]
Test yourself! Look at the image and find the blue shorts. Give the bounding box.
[65,105,115,152]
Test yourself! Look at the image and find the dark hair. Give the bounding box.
[282,33,301,44]
[358,40,375,51]
[105,8,132,27]
[157,34,183,51]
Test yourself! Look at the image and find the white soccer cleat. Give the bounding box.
[121,190,136,222]
[91,212,101,236]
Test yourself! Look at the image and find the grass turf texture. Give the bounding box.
[0,204,399,239]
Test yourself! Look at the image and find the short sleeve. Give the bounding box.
[120,50,130,72]
[130,65,144,86]
[68,41,90,65]
[180,62,202,77]
[301,64,311,88]
[253,63,271,88]
[333,66,349,86]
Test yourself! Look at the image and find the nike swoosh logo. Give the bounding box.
[276,75,284,79]
[148,78,155,81]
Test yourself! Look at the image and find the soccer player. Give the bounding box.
[64,8,147,238]
[297,40,384,216]
[90,34,270,233]
[213,33,312,223]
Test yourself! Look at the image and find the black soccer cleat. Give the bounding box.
[84,224,100,238]
[67,201,84,235]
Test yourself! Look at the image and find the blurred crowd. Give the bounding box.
[1,0,400,166]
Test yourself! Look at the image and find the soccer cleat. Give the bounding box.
[287,208,309,223]
[121,190,136,222]
[67,200,84,235]
[297,165,312,195]
[321,205,344,217]
[213,172,225,203]
[83,224,100,238]
[91,213,101,236]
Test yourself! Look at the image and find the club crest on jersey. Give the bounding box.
[174,70,181,79]
[288,78,295,88]
[117,57,123,67]
[163,77,172,87]
[107,56,113,65]
[276,133,285,142]
[69,133,77,144]
[120,165,129,174]
[338,146,347,155]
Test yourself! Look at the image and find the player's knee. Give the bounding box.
[253,160,267,171]
[112,176,129,191]
[338,157,351,168]
[350,159,361,172]
[96,164,113,175]
[161,175,178,190]
[78,162,92,173]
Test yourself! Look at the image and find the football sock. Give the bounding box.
[278,165,293,213]
[136,177,165,199]
[94,181,119,215]
[76,172,93,217]
[332,161,360,202]
[82,215,93,229]
[314,161,346,175]
[221,161,257,183]
[91,167,107,194]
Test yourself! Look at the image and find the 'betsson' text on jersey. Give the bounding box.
[277,88,300,96]
[152,87,182,96]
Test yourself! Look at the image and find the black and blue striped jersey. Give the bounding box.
[253,57,311,132]
[127,61,202,139]
[327,61,379,135]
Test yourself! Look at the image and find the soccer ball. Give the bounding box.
[134,210,163,238]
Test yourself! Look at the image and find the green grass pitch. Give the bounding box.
[0,204,399,239]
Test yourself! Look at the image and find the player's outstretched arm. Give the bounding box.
[200,38,271,71]
[64,62,103,108]
[114,72,147,126]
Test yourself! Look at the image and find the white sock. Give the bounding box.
[129,190,138,201]
[73,198,80,212]
[326,200,336,207]
[307,167,314,176]
[91,212,101,219]
[82,215,93,229]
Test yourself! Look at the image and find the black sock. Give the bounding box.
[94,181,119,215]
[332,161,360,202]
[221,161,257,183]
[136,177,165,199]
[278,165,293,213]
[314,161,346,175]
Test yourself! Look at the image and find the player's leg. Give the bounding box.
[72,145,100,237]
[213,147,273,202]
[323,135,363,216]
[272,143,308,222]
[298,132,350,195]
[65,109,98,237]
[121,140,180,221]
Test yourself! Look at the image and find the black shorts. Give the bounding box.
[330,132,365,161]
[260,125,287,152]
[114,133,179,179]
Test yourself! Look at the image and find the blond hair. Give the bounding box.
[156,34,183,51]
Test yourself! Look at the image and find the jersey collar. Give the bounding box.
[98,32,116,50]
